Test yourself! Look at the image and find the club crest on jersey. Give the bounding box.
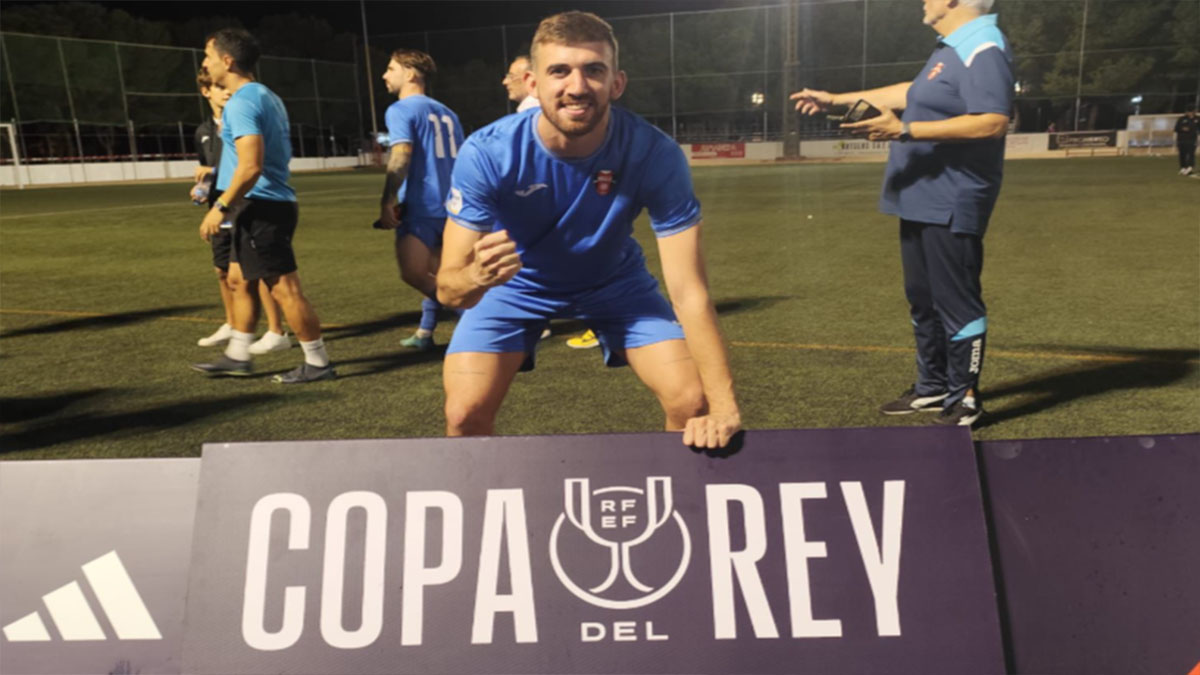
[927,62,945,80]
[593,170,615,196]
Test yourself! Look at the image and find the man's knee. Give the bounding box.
[662,381,707,421]
[444,396,498,436]
[268,274,305,306]
[399,266,428,292]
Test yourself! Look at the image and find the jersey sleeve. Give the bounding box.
[224,90,264,140]
[961,47,1013,116]
[445,138,499,232]
[640,137,702,237]
[386,101,416,146]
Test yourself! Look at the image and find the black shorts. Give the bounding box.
[211,231,232,270]
[230,199,299,281]
[208,189,231,270]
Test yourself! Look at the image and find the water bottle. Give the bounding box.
[192,174,214,206]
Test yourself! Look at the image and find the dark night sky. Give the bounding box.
[47,1,774,35]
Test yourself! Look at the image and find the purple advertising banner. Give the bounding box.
[980,434,1200,675]
[0,459,200,675]
[182,428,1005,675]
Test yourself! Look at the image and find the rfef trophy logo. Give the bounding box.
[549,476,691,610]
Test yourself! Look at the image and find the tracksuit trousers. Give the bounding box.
[899,219,987,409]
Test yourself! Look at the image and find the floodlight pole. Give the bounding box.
[311,59,326,157]
[113,43,137,161]
[360,0,379,138]
[669,13,677,140]
[861,0,869,90]
[1073,0,1089,131]
[56,38,86,168]
[781,0,800,158]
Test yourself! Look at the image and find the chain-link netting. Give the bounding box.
[3,1,1197,164]
[0,32,361,163]
[370,0,1197,143]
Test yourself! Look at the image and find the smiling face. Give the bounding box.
[531,40,626,140]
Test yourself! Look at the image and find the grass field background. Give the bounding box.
[1,157,1196,460]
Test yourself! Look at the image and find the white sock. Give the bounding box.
[300,338,330,367]
[225,330,254,361]
[414,328,433,339]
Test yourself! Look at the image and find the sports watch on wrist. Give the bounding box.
[899,122,913,142]
[216,198,231,213]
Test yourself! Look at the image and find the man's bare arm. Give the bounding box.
[436,221,522,309]
[199,134,263,240]
[791,81,912,114]
[656,223,741,447]
[843,109,1009,142]
[381,142,412,205]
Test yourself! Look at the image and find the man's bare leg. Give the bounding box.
[443,351,526,436]
[396,234,443,348]
[624,339,707,430]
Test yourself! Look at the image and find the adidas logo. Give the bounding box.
[2,550,161,642]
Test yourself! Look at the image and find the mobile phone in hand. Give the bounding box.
[827,99,883,123]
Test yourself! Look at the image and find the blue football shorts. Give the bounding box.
[447,267,685,371]
[394,215,444,252]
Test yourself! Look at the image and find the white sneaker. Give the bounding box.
[1185,167,1194,176]
[197,323,233,347]
[248,331,292,355]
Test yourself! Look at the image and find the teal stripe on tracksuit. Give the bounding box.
[951,316,988,342]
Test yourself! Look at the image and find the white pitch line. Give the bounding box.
[0,188,367,221]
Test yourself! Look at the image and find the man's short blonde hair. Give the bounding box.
[531,11,619,70]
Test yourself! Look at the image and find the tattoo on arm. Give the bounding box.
[381,143,413,204]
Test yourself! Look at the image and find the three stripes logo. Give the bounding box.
[2,550,161,642]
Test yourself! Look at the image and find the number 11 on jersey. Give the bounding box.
[428,114,458,158]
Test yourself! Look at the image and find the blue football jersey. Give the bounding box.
[385,95,463,223]
[446,106,701,294]
[218,82,295,202]
[881,14,1013,235]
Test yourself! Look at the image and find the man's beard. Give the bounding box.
[542,96,608,138]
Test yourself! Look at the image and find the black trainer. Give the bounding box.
[933,400,983,427]
[191,355,252,377]
[272,363,337,384]
[879,386,948,415]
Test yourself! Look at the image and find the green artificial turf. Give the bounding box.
[1,157,1196,459]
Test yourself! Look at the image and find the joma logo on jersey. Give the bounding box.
[928,62,945,80]
[515,183,548,197]
[969,338,983,374]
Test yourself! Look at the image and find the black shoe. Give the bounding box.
[933,400,983,427]
[191,355,252,377]
[879,386,948,415]
[272,362,337,384]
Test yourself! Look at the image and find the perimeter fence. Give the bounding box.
[2,0,1197,165]
[372,0,1199,142]
[0,31,362,165]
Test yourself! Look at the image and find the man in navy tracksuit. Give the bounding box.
[792,0,1013,426]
